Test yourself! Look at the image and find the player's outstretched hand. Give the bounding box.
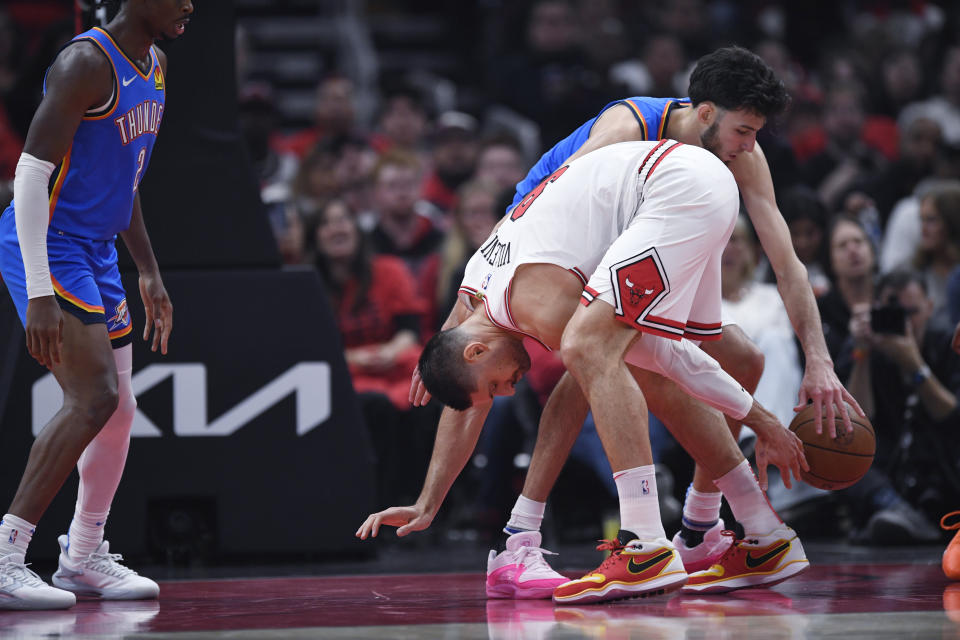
[755,425,808,492]
[139,272,173,355]
[356,505,433,539]
[408,365,432,407]
[794,357,864,439]
[25,295,63,368]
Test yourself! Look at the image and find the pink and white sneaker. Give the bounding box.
[486,531,568,599]
[672,519,734,573]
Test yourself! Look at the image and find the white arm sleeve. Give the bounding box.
[13,152,56,299]
[625,335,753,421]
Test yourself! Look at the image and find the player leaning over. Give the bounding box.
[397,46,861,597]
[0,0,191,610]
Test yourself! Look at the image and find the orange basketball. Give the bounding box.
[787,403,875,490]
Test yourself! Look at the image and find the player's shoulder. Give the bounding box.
[44,38,113,106]
[49,38,112,80]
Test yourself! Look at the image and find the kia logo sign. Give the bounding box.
[31,362,331,437]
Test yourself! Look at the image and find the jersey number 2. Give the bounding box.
[132,147,146,193]
[510,165,569,221]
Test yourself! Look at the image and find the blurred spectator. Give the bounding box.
[870,48,924,120]
[800,85,890,212]
[314,198,431,504]
[272,74,360,159]
[841,269,958,541]
[492,0,614,148]
[238,83,299,211]
[779,186,831,297]
[473,134,528,196]
[333,135,378,225]
[949,265,960,326]
[369,84,430,160]
[369,150,444,336]
[609,34,688,98]
[847,113,942,226]
[436,180,506,319]
[421,111,480,214]
[4,16,73,140]
[720,216,801,426]
[912,183,960,313]
[0,9,19,96]
[819,215,877,364]
[881,171,960,277]
[292,141,342,224]
[899,46,960,147]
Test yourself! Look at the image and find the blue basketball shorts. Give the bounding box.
[0,206,133,347]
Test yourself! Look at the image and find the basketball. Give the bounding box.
[788,403,875,490]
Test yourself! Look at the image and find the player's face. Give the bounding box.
[145,0,194,40]
[700,108,765,164]
[467,338,531,407]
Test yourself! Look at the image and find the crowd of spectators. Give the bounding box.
[1,0,959,546]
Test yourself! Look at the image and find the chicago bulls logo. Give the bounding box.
[611,249,668,322]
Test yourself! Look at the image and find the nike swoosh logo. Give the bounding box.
[627,549,675,574]
[745,542,790,568]
[122,76,136,87]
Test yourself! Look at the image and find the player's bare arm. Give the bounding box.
[356,401,492,539]
[563,104,646,164]
[18,41,113,367]
[732,143,864,436]
[121,194,173,354]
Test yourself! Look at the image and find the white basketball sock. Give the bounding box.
[713,460,782,534]
[505,495,545,533]
[0,513,35,558]
[614,465,665,540]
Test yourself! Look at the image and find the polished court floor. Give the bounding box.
[0,542,955,639]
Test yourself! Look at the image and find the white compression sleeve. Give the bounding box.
[625,335,753,420]
[13,152,56,299]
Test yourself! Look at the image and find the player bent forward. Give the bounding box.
[357,140,810,604]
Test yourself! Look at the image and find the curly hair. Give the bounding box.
[687,46,790,119]
[418,327,476,411]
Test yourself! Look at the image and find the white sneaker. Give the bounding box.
[671,519,734,573]
[0,553,76,610]
[52,536,159,600]
[486,531,568,599]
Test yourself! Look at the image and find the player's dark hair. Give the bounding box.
[418,328,476,411]
[687,46,790,119]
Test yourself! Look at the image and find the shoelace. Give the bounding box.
[84,551,137,578]
[0,560,47,588]
[513,544,558,573]
[941,511,960,531]
[593,539,627,572]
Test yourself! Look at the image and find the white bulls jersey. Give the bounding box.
[459,139,739,345]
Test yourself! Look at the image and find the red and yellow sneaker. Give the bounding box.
[552,530,687,605]
[681,525,809,594]
[941,511,960,580]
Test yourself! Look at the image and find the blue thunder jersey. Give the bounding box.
[510,97,691,211]
[35,27,164,240]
